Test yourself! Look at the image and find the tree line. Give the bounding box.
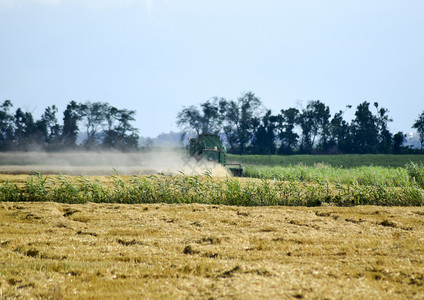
[0,100,139,151]
[2,95,424,154]
[177,92,424,155]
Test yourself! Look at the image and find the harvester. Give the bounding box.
[188,134,243,176]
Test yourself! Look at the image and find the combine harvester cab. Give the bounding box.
[189,134,243,176]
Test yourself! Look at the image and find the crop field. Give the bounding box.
[0,153,424,298]
[228,154,424,168]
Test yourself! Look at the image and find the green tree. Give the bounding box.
[297,100,330,153]
[13,108,39,150]
[103,107,139,150]
[393,131,406,154]
[176,105,202,135]
[277,108,299,154]
[328,106,351,153]
[374,102,393,153]
[351,102,379,153]
[116,109,139,150]
[313,101,331,152]
[250,110,277,154]
[62,101,82,149]
[79,101,109,149]
[39,105,62,148]
[0,100,14,150]
[103,105,120,148]
[412,111,424,149]
[221,92,263,154]
[177,97,225,135]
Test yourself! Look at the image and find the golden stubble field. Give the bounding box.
[0,202,423,299]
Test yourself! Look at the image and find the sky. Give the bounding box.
[1,0,424,137]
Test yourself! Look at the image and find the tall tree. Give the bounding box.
[115,109,139,150]
[103,107,139,150]
[0,100,14,150]
[13,108,38,150]
[176,97,225,135]
[277,108,299,154]
[297,100,330,153]
[328,107,351,153]
[103,105,120,148]
[79,101,109,149]
[374,102,393,153]
[313,101,331,152]
[176,105,202,135]
[199,98,224,134]
[62,101,82,149]
[297,109,313,153]
[412,111,424,149]
[351,102,379,153]
[39,105,62,148]
[222,92,263,154]
[251,110,277,154]
[393,131,406,154]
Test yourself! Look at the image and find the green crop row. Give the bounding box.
[228,154,424,168]
[0,172,423,206]
[243,163,424,189]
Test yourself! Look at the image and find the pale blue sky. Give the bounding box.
[1,0,423,137]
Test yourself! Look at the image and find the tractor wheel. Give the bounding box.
[193,150,203,162]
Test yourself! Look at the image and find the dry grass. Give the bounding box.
[0,202,423,299]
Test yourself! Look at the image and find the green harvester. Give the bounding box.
[188,134,243,176]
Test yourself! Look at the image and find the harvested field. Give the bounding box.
[0,202,423,299]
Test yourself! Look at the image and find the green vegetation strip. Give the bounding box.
[1,168,423,206]
[243,165,411,186]
[228,154,424,168]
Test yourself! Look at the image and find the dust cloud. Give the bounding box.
[0,151,231,177]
